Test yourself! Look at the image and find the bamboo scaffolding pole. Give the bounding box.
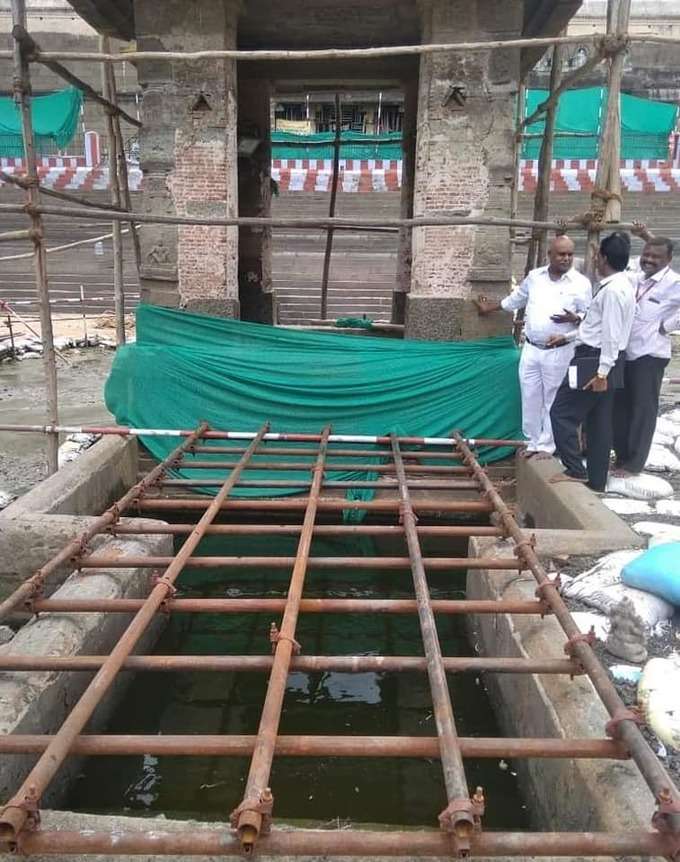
[584,0,632,279]
[0,201,640,232]
[10,0,59,474]
[76,554,520,571]
[0,228,32,242]
[25,598,545,616]
[0,734,618,759]
[0,423,208,625]
[235,427,331,851]
[525,39,567,275]
[11,828,678,858]
[10,24,141,128]
[320,94,340,320]
[0,424,267,847]
[391,435,471,845]
[0,32,671,64]
[100,36,125,346]
[454,432,680,833]
[103,50,142,275]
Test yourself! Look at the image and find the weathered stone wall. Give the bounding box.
[406,0,522,341]
[134,0,240,316]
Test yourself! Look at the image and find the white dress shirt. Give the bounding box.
[500,266,592,346]
[571,271,636,376]
[626,265,680,361]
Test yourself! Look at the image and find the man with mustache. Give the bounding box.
[612,229,680,476]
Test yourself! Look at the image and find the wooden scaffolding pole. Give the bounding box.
[584,0,631,279]
[11,0,59,475]
[320,93,341,320]
[100,35,126,346]
[525,38,567,274]
[103,58,142,276]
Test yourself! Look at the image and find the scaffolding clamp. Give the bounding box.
[563,627,597,657]
[230,787,274,835]
[438,787,485,856]
[605,706,643,741]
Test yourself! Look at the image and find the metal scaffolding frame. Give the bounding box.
[1,426,679,857]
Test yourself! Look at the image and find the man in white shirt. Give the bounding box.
[613,236,680,475]
[474,236,591,456]
[547,232,636,491]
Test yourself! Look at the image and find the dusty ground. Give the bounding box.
[2,310,135,347]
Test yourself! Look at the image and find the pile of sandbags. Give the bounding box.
[57,432,100,467]
[646,410,680,473]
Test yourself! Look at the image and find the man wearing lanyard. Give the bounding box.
[474,236,591,457]
[612,235,680,476]
[547,232,636,491]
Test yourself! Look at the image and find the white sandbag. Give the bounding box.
[674,437,680,457]
[57,432,99,468]
[656,499,680,517]
[561,550,674,630]
[645,445,680,473]
[663,409,680,425]
[653,431,675,447]
[639,658,680,750]
[602,498,654,515]
[655,416,680,439]
[0,490,14,510]
[605,473,673,500]
[632,521,680,546]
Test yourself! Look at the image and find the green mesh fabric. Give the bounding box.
[522,86,678,160]
[0,87,83,157]
[104,305,522,509]
[335,317,374,329]
[272,130,402,161]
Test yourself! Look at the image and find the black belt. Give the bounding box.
[525,337,564,351]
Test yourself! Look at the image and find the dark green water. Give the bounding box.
[67,530,529,829]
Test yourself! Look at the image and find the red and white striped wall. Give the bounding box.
[2,157,680,193]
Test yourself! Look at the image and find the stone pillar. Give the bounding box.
[406,0,522,340]
[392,78,418,325]
[135,0,240,318]
[238,77,277,324]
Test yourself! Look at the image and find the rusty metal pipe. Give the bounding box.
[0,654,577,674]
[28,598,544,616]
[453,432,680,834]
[390,435,470,846]
[168,459,471,474]
[0,734,622,759]
[0,422,209,625]
[235,427,331,852]
[77,554,520,570]
[15,829,674,857]
[156,478,482,490]
[108,523,504,538]
[133,498,494,513]
[191,445,464,459]
[0,424,269,848]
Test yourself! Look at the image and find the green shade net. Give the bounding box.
[0,87,83,157]
[104,306,522,511]
[272,130,402,161]
[522,86,678,160]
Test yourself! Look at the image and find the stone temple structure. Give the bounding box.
[61,0,581,339]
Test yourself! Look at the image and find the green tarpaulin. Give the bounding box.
[104,305,522,504]
[522,86,678,160]
[0,86,82,157]
[272,130,402,161]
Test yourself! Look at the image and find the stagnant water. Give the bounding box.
[67,530,529,829]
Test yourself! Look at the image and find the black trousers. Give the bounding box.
[550,345,620,492]
[613,354,669,473]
